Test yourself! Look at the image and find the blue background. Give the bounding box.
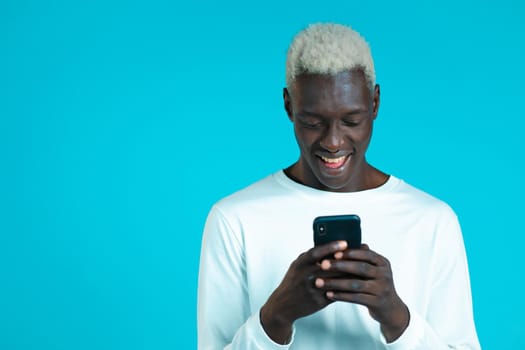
[2,0,524,348]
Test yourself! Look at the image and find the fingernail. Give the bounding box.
[326,291,334,299]
[321,260,331,270]
[338,241,347,250]
[315,278,324,288]
[334,252,343,259]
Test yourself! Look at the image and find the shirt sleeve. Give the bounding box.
[382,209,481,350]
[197,205,295,350]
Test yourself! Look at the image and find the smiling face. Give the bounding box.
[284,69,383,192]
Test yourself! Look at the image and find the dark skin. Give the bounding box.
[260,69,410,344]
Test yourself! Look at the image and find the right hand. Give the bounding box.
[260,240,348,344]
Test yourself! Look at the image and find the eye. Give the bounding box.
[302,121,323,128]
[298,117,324,129]
[342,119,359,127]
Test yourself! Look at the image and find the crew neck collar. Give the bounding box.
[273,169,400,199]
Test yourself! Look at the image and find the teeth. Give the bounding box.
[320,155,346,163]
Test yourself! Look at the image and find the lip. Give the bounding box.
[316,153,352,172]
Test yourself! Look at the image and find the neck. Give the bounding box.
[284,160,388,193]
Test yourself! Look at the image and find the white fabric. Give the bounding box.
[198,171,481,349]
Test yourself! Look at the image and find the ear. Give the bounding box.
[371,84,380,120]
[283,88,293,122]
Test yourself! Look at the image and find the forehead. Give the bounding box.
[291,69,370,112]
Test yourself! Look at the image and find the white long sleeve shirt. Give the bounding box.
[198,171,481,349]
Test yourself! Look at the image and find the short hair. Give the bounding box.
[286,23,375,90]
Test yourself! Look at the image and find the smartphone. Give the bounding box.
[313,214,361,249]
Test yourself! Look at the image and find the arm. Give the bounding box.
[316,213,481,349]
[197,205,349,349]
[198,206,279,349]
[387,213,480,349]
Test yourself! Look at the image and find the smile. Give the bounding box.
[318,155,350,169]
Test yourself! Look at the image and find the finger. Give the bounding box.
[334,244,370,260]
[326,291,377,307]
[323,260,378,279]
[305,240,348,263]
[315,269,348,280]
[316,278,376,294]
[340,248,388,266]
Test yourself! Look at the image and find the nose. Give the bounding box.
[319,123,344,152]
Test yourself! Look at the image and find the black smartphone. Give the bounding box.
[313,214,361,249]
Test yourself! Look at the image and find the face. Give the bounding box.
[284,69,380,192]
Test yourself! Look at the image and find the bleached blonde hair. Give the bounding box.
[286,23,375,90]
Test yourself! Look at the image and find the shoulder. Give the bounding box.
[390,176,458,220]
[382,177,465,258]
[215,172,277,204]
[210,171,292,218]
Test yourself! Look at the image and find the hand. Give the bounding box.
[315,244,410,343]
[260,240,348,344]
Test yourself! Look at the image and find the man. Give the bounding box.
[197,23,480,349]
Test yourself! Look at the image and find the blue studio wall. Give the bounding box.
[2,0,524,349]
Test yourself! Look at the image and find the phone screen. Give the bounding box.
[313,214,361,248]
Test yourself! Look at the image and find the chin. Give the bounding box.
[316,175,352,192]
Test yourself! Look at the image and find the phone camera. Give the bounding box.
[318,224,326,235]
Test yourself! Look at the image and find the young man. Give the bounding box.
[197,23,480,349]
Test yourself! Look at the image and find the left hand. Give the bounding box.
[314,244,410,343]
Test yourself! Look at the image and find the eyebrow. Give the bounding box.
[298,109,368,118]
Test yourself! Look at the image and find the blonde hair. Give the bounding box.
[286,23,375,90]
